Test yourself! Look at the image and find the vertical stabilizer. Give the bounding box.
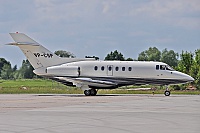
[9,33,95,69]
[9,33,62,69]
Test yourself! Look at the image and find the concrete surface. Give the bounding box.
[0,94,199,133]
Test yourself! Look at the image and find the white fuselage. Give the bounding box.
[34,61,194,88]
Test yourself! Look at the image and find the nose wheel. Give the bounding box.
[164,90,170,96]
[164,86,170,96]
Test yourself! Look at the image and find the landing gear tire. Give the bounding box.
[164,90,170,96]
[84,90,91,96]
[90,89,97,96]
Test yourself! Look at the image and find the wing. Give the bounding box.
[54,77,117,89]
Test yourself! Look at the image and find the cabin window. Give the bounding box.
[128,67,132,71]
[101,66,105,71]
[94,66,98,71]
[160,65,166,70]
[115,66,119,71]
[156,65,159,70]
[108,66,112,71]
[122,67,125,71]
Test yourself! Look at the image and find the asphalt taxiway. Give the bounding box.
[0,94,199,133]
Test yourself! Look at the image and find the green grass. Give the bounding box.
[0,79,55,88]
[0,79,82,94]
[0,79,199,95]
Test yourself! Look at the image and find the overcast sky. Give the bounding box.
[0,0,200,67]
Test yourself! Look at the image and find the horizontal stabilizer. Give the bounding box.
[9,33,38,44]
[6,42,39,46]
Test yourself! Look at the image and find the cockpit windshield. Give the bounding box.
[166,65,174,71]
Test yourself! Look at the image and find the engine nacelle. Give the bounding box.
[46,65,79,77]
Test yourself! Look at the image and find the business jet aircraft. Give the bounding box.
[7,33,194,96]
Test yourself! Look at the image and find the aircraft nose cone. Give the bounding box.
[177,71,195,83]
[188,76,194,82]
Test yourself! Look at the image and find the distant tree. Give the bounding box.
[54,50,75,58]
[161,48,179,67]
[85,56,99,60]
[0,58,11,76]
[105,50,125,61]
[137,51,147,61]
[138,47,161,61]
[0,64,13,79]
[177,51,193,74]
[190,49,200,89]
[126,58,134,61]
[12,65,17,71]
[194,49,200,65]
[175,49,200,89]
[17,60,35,79]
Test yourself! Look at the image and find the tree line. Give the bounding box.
[0,48,199,89]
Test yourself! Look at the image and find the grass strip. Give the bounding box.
[0,79,199,95]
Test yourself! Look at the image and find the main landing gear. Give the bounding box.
[164,86,170,96]
[84,89,97,96]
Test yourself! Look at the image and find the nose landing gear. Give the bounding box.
[164,86,170,96]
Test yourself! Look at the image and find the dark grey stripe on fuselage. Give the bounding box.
[89,77,189,85]
[50,76,190,89]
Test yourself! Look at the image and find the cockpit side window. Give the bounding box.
[156,65,159,70]
[156,64,174,71]
[160,65,166,70]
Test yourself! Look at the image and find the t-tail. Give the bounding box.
[8,33,94,69]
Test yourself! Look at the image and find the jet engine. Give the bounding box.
[46,65,79,77]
